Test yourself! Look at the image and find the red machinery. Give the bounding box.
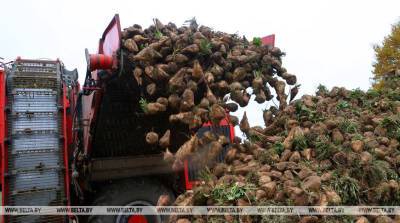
[0,58,79,223]
[262,34,275,47]
[73,14,235,223]
[0,16,234,223]
[0,14,276,223]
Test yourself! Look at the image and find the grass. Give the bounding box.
[331,175,360,205]
[362,160,399,185]
[366,88,380,98]
[387,89,400,101]
[339,119,359,134]
[386,167,400,181]
[139,97,148,113]
[336,100,350,110]
[351,133,364,141]
[374,184,392,205]
[358,160,389,187]
[154,30,163,39]
[247,133,262,143]
[348,88,369,108]
[253,70,262,78]
[292,134,308,151]
[211,182,254,205]
[252,37,262,47]
[258,149,279,165]
[294,101,324,123]
[351,108,361,117]
[199,39,212,55]
[380,115,400,141]
[314,136,336,160]
[294,101,307,117]
[273,142,284,155]
[139,43,147,50]
[299,159,313,170]
[285,198,295,206]
[153,18,164,39]
[245,171,258,184]
[388,187,400,205]
[198,167,213,182]
[349,88,365,99]
[316,84,328,95]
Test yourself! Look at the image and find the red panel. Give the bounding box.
[262,34,275,47]
[184,114,235,190]
[83,15,122,157]
[228,119,235,142]
[184,160,194,190]
[202,118,230,127]
[67,83,80,157]
[202,112,231,127]
[99,14,121,56]
[89,54,113,71]
[62,85,72,215]
[63,83,80,221]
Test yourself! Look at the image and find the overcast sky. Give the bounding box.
[1,0,399,128]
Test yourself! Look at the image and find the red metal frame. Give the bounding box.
[262,34,275,47]
[0,60,77,222]
[83,14,121,157]
[99,14,121,56]
[63,81,80,220]
[62,85,72,208]
[0,68,7,223]
[184,115,235,190]
[87,54,114,72]
[82,14,240,193]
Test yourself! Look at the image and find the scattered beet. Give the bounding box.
[145,132,159,145]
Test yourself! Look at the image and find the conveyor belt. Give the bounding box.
[92,75,189,157]
[6,60,66,223]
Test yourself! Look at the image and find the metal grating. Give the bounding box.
[6,60,66,223]
[91,74,190,158]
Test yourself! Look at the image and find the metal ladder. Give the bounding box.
[6,59,66,223]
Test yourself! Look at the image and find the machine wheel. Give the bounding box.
[88,178,175,223]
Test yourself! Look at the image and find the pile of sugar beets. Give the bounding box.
[170,84,400,223]
[121,19,400,223]
[120,18,298,169]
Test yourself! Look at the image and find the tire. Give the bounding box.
[88,178,175,223]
